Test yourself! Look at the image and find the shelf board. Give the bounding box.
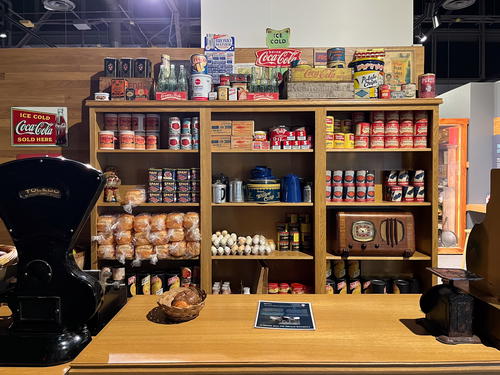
[326,250,431,261]
[97,202,200,207]
[327,201,431,207]
[96,150,198,154]
[212,251,313,260]
[327,148,431,153]
[466,203,487,214]
[212,202,313,207]
[212,149,313,153]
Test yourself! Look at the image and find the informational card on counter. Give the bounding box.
[254,301,315,330]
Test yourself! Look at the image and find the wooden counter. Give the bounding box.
[0,365,69,375]
[69,295,500,374]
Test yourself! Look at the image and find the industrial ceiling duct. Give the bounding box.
[42,0,75,11]
[442,0,476,10]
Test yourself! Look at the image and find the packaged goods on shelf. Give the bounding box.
[268,282,312,294]
[383,170,425,202]
[145,168,200,203]
[326,170,375,202]
[126,265,200,296]
[276,214,312,252]
[210,230,275,256]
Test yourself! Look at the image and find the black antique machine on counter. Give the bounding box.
[0,157,105,365]
[419,169,500,348]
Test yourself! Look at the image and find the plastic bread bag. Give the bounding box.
[97,215,117,233]
[133,231,151,246]
[185,227,201,242]
[148,230,169,246]
[133,213,151,233]
[167,228,184,242]
[115,214,134,231]
[150,213,167,231]
[97,245,115,260]
[92,232,114,245]
[185,241,201,258]
[168,241,187,258]
[114,230,132,245]
[183,212,199,229]
[115,244,134,264]
[122,188,146,214]
[155,244,169,260]
[166,212,185,229]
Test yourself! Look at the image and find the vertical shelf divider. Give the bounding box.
[89,107,99,269]
[431,107,440,285]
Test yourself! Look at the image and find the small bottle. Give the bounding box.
[259,68,269,93]
[167,63,177,91]
[303,184,312,203]
[156,64,168,92]
[243,287,251,294]
[178,64,188,92]
[249,67,257,93]
[271,68,279,93]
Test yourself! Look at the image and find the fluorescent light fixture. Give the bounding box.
[73,21,92,31]
[432,15,440,29]
[0,33,7,39]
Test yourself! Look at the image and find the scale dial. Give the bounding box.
[352,220,376,242]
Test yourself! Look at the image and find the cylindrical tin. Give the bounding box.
[399,136,414,148]
[344,185,355,202]
[163,181,176,193]
[352,111,365,124]
[212,183,227,203]
[384,135,399,149]
[397,170,409,186]
[344,133,354,148]
[326,170,332,183]
[131,113,145,132]
[104,57,118,77]
[332,184,343,202]
[418,73,436,98]
[118,113,132,130]
[136,273,151,295]
[414,122,428,136]
[217,85,229,101]
[145,114,160,132]
[400,110,414,121]
[282,140,291,149]
[104,113,118,131]
[162,193,176,203]
[412,170,425,186]
[415,186,425,201]
[190,168,199,180]
[402,83,416,98]
[371,111,385,122]
[385,120,399,135]
[303,185,312,203]
[354,135,369,149]
[414,136,427,148]
[134,131,146,150]
[219,74,231,86]
[119,57,133,78]
[370,135,384,149]
[325,116,334,133]
[168,117,181,134]
[119,130,135,150]
[271,140,281,150]
[99,131,115,150]
[341,119,352,133]
[414,111,428,122]
[176,181,191,192]
[344,170,354,184]
[181,118,192,134]
[355,185,367,201]
[402,185,415,202]
[190,54,208,74]
[366,170,375,185]
[385,111,399,122]
[191,74,212,100]
[355,122,370,136]
[168,134,180,150]
[390,186,403,202]
[355,170,367,185]
[295,129,307,141]
[134,57,150,78]
[254,131,267,141]
[370,122,385,136]
[378,84,391,99]
[191,180,200,192]
[229,179,244,202]
[180,134,193,150]
[191,117,200,134]
[399,120,414,135]
[386,170,399,186]
[334,133,345,148]
[291,140,300,150]
[366,185,375,201]
[146,133,158,150]
[327,47,346,68]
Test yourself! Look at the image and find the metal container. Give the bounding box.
[246,179,280,203]
[191,74,212,101]
[134,57,151,78]
[212,182,227,203]
[104,57,118,77]
[229,179,244,202]
[119,57,134,78]
[190,54,208,74]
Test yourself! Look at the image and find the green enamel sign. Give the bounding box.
[266,28,290,48]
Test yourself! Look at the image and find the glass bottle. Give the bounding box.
[259,67,269,93]
[178,64,188,92]
[271,68,279,93]
[156,64,168,92]
[167,63,177,91]
[249,66,257,93]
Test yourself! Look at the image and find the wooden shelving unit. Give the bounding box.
[97,202,200,207]
[87,98,441,294]
[326,148,431,153]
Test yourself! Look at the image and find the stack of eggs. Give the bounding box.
[211,230,276,256]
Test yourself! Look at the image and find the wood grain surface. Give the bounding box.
[69,294,500,374]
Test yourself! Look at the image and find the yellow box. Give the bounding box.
[231,120,255,136]
[211,120,232,135]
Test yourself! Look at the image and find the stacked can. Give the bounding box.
[325,116,334,150]
[145,114,160,150]
[326,169,375,202]
[147,167,200,203]
[270,126,311,150]
[383,169,425,202]
[330,260,362,294]
[167,117,181,150]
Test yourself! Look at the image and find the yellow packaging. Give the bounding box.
[325,116,334,133]
[333,133,345,148]
[344,133,354,148]
[211,121,232,135]
[326,140,334,150]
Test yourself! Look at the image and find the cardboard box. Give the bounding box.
[232,120,255,136]
[231,136,253,150]
[211,121,232,135]
[252,141,271,150]
[285,82,354,99]
[211,135,231,149]
[288,67,352,82]
[355,87,378,99]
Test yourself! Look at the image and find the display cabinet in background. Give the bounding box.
[438,119,468,254]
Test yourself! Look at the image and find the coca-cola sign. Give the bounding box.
[255,48,302,68]
[11,107,68,147]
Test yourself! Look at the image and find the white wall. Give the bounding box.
[201,0,413,48]
[438,83,471,118]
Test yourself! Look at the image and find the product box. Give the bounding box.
[247,93,279,101]
[288,67,352,82]
[252,141,271,150]
[285,82,354,99]
[231,136,253,149]
[211,135,231,149]
[110,79,128,100]
[155,91,188,101]
[354,87,378,99]
[232,120,254,136]
[211,120,232,135]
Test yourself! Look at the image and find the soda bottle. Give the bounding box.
[249,67,257,93]
[167,63,177,91]
[156,64,168,92]
[178,64,188,92]
[55,108,67,146]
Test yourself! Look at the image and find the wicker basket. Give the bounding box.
[157,287,207,322]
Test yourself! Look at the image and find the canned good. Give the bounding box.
[169,117,181,134]
[192,133,200,150]
[367,185,375,201]
[402,186,415,202]
[282,140,292,150]
[177,181,191,192]
[134,132,146,149]
[402,83,417,99]
[291,140,300,150]
[181,118,192,134]
[163,181,176,193]
[414,136,427,148]
[326,184,332,201]
[386,170,398,186]
[399,136,414,148]
[370,122,385,136]
[344,133,354,148]
[390,186,403,202]
[412,170,425,186]
[190,168,199,180]
[191,192,200,203]
[176,169,191,181]
[151,274,165,295]
[384,135,399,148]
[118,113,132,130]
[285,131,295,141]
[354,136,369,149]
[99,131,115,150]
[119,58,134,78]
[162,193,176,203]
[399,111,414,121]
[168,134,180,150]
[414,111,428,122]
[295,130,307,141]
[325,139,334,150]
[366,170,375,185]
[334,278,347,294]
[379,84,391,99]
[344,170,354,184]
[148,168,162,182]
[399,120,414,135]
[326,170,332,183]
[334,120,342,133]
[134,57,151,78]
[355,122,370,136]
[415,186,425,201]
[414,121,428,136]
[397,170,409,186]
[418,73,436,98]
[136,273,150,295]
[327,47,346,68]
[271,140,281,149]
[268,283,279,294]
[355,185,367,201]
[334,133,345,148]
[344,185,355,201]
[254,131,267,141]
[177,192,191,203]
[355,170,366,184]
[191,117,200,134]
[341,119,352,133]
[371,111,385,122]
[191,180,200,192]
[352,111,365,123]
[219,74,231,86]
[385,111,399,122]
[348,278,362,294]
[370,136,384,149]
[325,116,334,133]
[217,85,229,100]
[191,74,212,101]
[104,113,118,131]
[145,114,160,132]
[180,134,193,150]
[104,57,118,77]
[191,54,208,74]
[385,120,399,135]
[131,113,145,132]
[332,184,343,202]
[162,168,176,181]
[146,133,158,150]
[119,130,135,150]
[148,192,162,203]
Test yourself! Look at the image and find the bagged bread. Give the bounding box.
[95,232,114,245]
[134,213,151,232]
[167,228,184,242]
[134,231,151,246]
[185,227,201,242]
[166,212,184,229]
[97,215,116,233]
[116,214,134,231]
[149,230,169,246]
[123,188,146,213]
[151,214,167,231]
[168,241,187,258]
[97,245,115,260]
[116,244,134,263]
[183,212,199,229]
[132,244,158,266]
[114,231,132,245]
[155,244,169,260]
[186,241,201,258]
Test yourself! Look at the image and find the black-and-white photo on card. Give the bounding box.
[254,301,315,330]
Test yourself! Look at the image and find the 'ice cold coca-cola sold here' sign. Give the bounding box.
[11,107,68,147]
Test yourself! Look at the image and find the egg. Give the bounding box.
[238,237,246,246]
[224,246,231,255]
[264,246,272,255]
[258,245,266,255]
[213,238,221,247]
[269,241,276,251]
[227,238,235,247]
[211,234,217,242]
[230,233,237,240]
[251,245,259,255]
[211,246,217,256]
[221,230,228,236]
[237,245,245,255]
[231,244,239,255]
[244,245,252,255]
[217,246,224,255]
[252,235,260,245]
[259,235,266,245]
[215,231,222,236]
[220,237,227,246]
[246,236,252,245]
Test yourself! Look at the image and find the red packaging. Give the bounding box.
[332,170,343,184]
[367,185,375,201]
[418,73,436,98]
[385,111,399,122]
[285,131,295,141]
[370,136,384,149]
[180,134,193,150]
[282,140,292,150]
[118,114,132,131]
[414,121,428,136]
[134,132,146,150]
[104,113,118,131]
[146,134,158,150]
[414,136,427,148]
[354,136,369,149]
[169,117,181,134]
[291,140,300,150]
[379,85,391,99]
[384,136,399,149]
[355,170,366,184]
[370,122,385,136]
[402,186,415,202]
[146,114,160,132]
[355,185,367,201]
[300,140,311,149]
[295,130,307,140]
[385,121,399,135]
[355,122,370,136]
[326,170,332,183]
[344,170,355,184]
[399,136,414,148]
[326,184,332,201]
[371,111,385,122]
[168,134,180,150]
[332,185,344,202]
[271,140,281,150]
[415,186,425,201]
[366,171,375,185]
[390,186,403,202]
[344,185,355,202]
[399,111,414,121]
[399,120,414,135]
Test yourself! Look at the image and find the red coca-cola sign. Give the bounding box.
[11,107,68,147]
[255,48,302,68]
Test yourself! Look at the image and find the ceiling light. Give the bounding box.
[432,15,440,29]
[416,33,428,43]
[43,0,76,12]
[73,21,92,31]
[0,33,7,39]
[19,19,35,28]
[442,0,476,10]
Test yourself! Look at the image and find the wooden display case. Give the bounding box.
[87,98,441,294]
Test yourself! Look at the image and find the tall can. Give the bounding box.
[180,134,192,150]
[229,179,244,202]
[104,57,118,77]
[191,74,212,101]
[168,117,181,134]
[119,57,133,78]
[191,54,208,74]
[327,47,346,68]
[418,73,436,98]
[191,117,200,134]
[192,133,200,150]
[181,118,192,134]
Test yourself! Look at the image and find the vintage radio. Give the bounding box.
[333,211,415,257]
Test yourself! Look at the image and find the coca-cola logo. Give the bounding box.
[255,48,302,68]
[15,120,54,136]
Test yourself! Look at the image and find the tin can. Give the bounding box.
[191,192,200,203]
[271,140,281,149]
[332,184,343,202]
[219,74,231,86]
[104,113,118,131]
[284,131,295,141]
[399,120,414,135]
[326,116,334,133]
[384,135,399,148]
[402,186,415,202]
[136,273,150,295]
[162,193,176,203]
[181,118,192,134]
[356,185,367,201]
[414,111,428,122]
[352,111,365,123]
[355,122,370,136]
[190,54,208,74]
[119,57,133,78]
[217,85,229,101]
[344,185,355,201]
[385,120,399,135]
[134,131,146,150]
[366,170,375,185]
[370,136,384,149]
[415,186,425,201]
[229,179,244,202]
[192,133,200,150]
[134,57,150,78]
[385,111,399,122]
[254,131,267,141]
[191,117,200,134]
[118,113,132,130]
[414,136,427,148]
[326,170,332,183]
[399,136,414,148]
[177,181,191,192]
[145,114,160,132]
[379,84,391,99]
[147,181,161,193]
[148,168,162,182]
[190,168,199,180]
[191,74,212,100]
[104,57,118,77]
[371,111,385,122]
[334,120,342,133]
[282,140,292,150]
[162,168,176,181]
[191,180,200,192]
[295,129,307,141]
[177,192,191,203]
[148,192,162,203]
[344,170,354,184]
[334,133,345,148]
[131,113,145,132]
[331,170,342,184]
[98,131,115,150]
[334,278,347,294]
[367,185,375,201]
[163,181,176,193]
[354,136,369,149]
[386,170,398,186]
[418,73,436,98]
[348,278,362,294]
[390,186,403,202]
[412,170,425,186]
[325,139,334,150]
[355,170,366,185]
[176,169,191,181]
[370,122,385,135]
[291,140,300,150]
[402,83,417,99]
[398,170,409,186]
[145,133,158,150]
[327,47,346,68]
[180,134,193,150]
[119,130,135,150]
[303,184,312,203]
[399,111,413,121]
[414,121,428,136]
[169,117,181,134]
[341,119,352,133]
[326,184,332,201]
[344,133,354,148]
[168,134,180,150]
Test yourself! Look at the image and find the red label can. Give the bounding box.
[344,185,355,201]
[414,111,428,122]
[285,131,295,141]
[355,122,370,136]
[282,140,292,150]
[146,134,158,150]
[104,113,118,131]
[366,170,375,185]
[326,184,332,201]
[386,170,399,186]
[385,120,400,135]
[219,74,231,86]
[384,135,399,149]
[98,131,115,150]
[332,184,344,202]
[271,140,281,149]
[291,140,300,149]
[168,134,180,150]
[415,186,425,201]
[355,170,366,184]
[367,185,375,201]
[145,114,160,132]
[134,132,146,149]
[399,120,414,135]
[354,136,369,149]
[399,111,414,121]
[168,117,181,134]
[344,170,355,184]
[414,121,428,136]
[180,134,193,150]
[326,170,332,183]
[370,122,385,136]
[118,113,132,131]
[385,111,399,122]
[402,186,415,202]
[332,170,343,184]
[390,186,403,202]
[119,130,135,149]
[356,185,367,201]
[370,136,384,149]
[378,85,391,99]
[418,73,436,98]
[414,136,427,148]
[399,136,414,148]
[295,130,307,140]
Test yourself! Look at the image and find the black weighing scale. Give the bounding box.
[0,157,105,365]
